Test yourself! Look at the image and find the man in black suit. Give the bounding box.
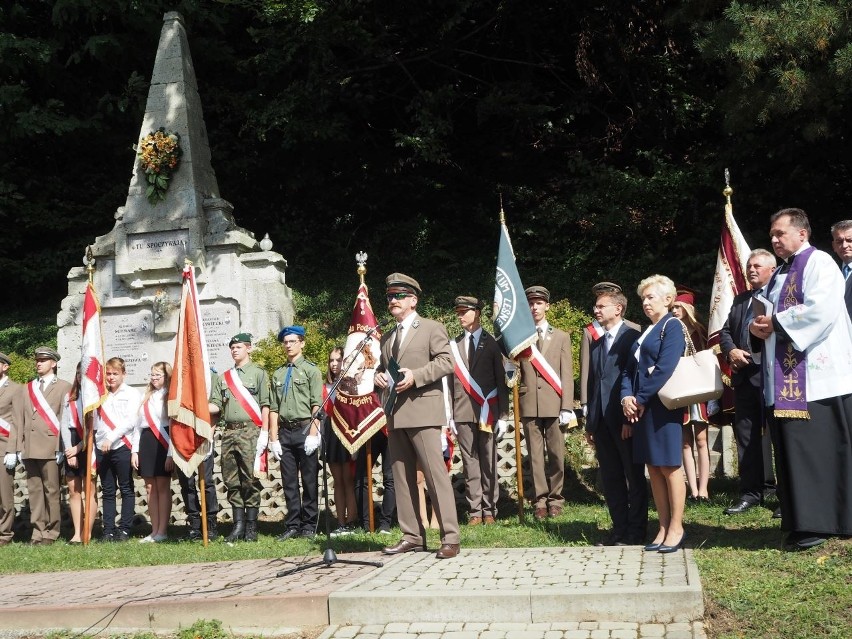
[720,248,777,515]
[831,220,852,321]
[449,296,509,525]
[584,285,647,545]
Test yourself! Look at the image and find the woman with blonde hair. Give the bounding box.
[671,288,711,503]
[622,274,687,552]
[59,364,96,543]
[323,347,358,536]
[132,362,174,542]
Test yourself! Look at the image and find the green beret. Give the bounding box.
[228,333,253,346]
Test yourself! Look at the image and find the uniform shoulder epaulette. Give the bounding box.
[303,358,317,367]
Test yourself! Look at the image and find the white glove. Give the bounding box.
[255,430,269,453]
[55,451,64,465]
[495,419,508,438]
[3,453,16,471]
[448,419,457,436]
[582,404,588,418]
[558,410,574,426]
[304,434,321,456]
[441,430,448,453]
[269,440,283,461]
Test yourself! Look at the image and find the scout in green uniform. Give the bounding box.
[269,326,323,540]
[210,333,271,542]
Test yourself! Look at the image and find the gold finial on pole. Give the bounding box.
[499,192,506,225]
[723,168,733,205]
[85,246,95,283]
[356,251,367,285]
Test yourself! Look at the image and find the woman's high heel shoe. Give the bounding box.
[644,540,663,551]
[658,532,687,554]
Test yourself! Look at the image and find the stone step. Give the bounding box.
[329,547,703,625]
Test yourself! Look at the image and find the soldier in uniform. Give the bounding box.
[0,352,25,545]
[269,326,323,540]
[210,334,271,542]
[16,346,71,545]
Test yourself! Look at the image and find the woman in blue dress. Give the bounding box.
[621,275,687,553]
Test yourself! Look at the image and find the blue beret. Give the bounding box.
[278,325,306,341]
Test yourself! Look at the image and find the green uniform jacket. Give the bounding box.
[271,356,323,420]
[211,362,271,423]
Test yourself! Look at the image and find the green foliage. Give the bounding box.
[177,619,230,639]
[546,298,592,395]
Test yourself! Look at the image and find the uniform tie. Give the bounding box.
[283,362,294,396]
[537,327,544,350]
[468,333,476,365]
[392,324,402,360]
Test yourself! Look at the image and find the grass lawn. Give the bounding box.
[2,476,849,639]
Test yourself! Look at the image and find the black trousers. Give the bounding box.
[355,430,396,530]
[593,421,648,541]
[96,446,134,535]
[733,382,772,503]
[279,427,319,533]
[177,452,218,521]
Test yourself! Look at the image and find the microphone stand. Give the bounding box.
[276,323,389,577]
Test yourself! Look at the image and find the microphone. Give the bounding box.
[366,318,395,336]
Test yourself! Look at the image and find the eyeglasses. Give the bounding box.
[282,339,300,345]
[149,374,165,379]
[386,293,412,301]
[592,304,616,311]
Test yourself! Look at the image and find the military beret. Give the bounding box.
[386,272,422,296]
[228,333,253,346]
[34,346,60,361]
[524,285,550,302]
[453,295,483,311]
[592,281,623,295]
[277,325,306,341]
[0,352,10,366]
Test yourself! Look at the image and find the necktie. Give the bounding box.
[468,333,476,364]
[392,324,402,360]
[844,263,851,280]
[537,327,544,350]
[604,331,613,356]
[283,363,294,396]
[39,379,44,392]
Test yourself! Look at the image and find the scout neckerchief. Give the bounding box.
[143,393,171,450]
[98,401,133,449]
[28,379,60,436]
[769,245,816,419]
[449,339,499,432]
[586,319,605,341]
[222,368,263,426]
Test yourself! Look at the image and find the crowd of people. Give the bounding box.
[0,208,850,555]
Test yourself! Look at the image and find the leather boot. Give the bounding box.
[244,507,259,542]
[226,507,245,542]
[183,514,202,542]
[206,515,219,541]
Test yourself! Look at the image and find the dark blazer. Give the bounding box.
[450,330,509,423]
[585,322,641,434]
[719,290,762,388]
[379,314,454,429]
[845,267,852,321]
[621,313,685,416]
[580,319,641,405]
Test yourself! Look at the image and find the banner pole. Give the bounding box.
[513,384,525,522]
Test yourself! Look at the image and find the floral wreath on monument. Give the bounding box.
[135,127,182,205]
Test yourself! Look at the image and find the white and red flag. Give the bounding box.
[330,281,387,454]
[168,264,213,476]
[81,282,108,415]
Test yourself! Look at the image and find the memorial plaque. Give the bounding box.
[201,300,240,374]
[127,229,190,263]
[102,307,154,383]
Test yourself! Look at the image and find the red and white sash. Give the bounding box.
[223,369,263,426]
[450,340,499,431]
[98,405,132,449]
[528,345,563,397]
[69,399,84,440]
[28,380,60,436]
[143,399,171,450]
[0,417,10,438]
[586,320,605,342]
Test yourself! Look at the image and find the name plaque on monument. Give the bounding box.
[201,300,240,374]
[127,229,190,262]
[101,307,154,382]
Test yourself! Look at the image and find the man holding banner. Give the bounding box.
[519,286,574,520]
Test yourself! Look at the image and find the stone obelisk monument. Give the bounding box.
[57,12,293,383]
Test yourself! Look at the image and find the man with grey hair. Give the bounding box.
[720,248,777,515]
[830,219,852,320]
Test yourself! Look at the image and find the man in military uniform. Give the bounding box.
[269,326,323,540]
[210,334,271,542]
[0,352,25,545]
[16,347,71,545]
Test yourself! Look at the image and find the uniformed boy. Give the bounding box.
[269,326,323,540]
[210,334,271,542]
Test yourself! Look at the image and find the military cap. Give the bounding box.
[524,285,550,302]
[453,295,483,311]
[592,281,623,295]
[228,333,253,346]
[34,346,60,361]
[277,325,306,342]
[386,273,422,296]
[0,353,10,366]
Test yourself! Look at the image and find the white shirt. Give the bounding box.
[95,383,142,449]
[131,388,168,452]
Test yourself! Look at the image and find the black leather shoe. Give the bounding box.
[724,500,757,515]
[382,539,425,555]
[658,532,686,554]
[595,533,626,547]
[275,528,299,542]
[644,541,663,551]
[772,507,782,519]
